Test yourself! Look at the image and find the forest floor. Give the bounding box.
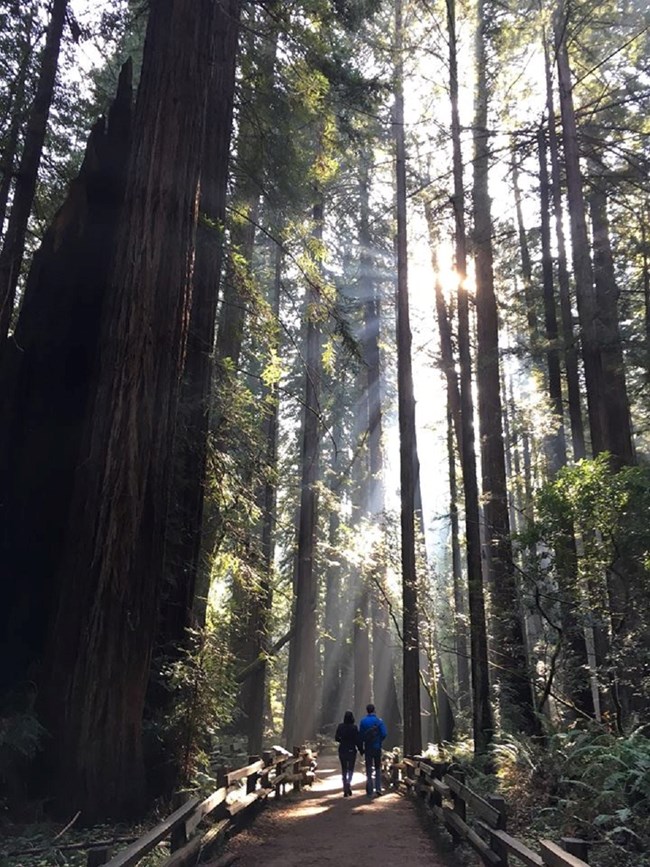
[218,752,467,867]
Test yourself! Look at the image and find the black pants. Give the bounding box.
[364,749,381,794]
[339,749,356,789]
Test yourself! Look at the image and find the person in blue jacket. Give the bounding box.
[358,703,387,797]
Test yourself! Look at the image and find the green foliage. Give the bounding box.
[522,456,650,723]
[147,628,236,795]
[490,728,650,866]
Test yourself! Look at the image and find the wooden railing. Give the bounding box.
[83,746,315,867]
[384,754,592,867]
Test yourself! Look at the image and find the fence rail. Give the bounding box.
[83,746,315,867]
[384,754,592,867]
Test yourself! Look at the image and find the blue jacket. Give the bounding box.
[359,713,387,752]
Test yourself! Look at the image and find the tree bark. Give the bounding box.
[0,63,133,704]
[159,0,241,652]
[447,0,493,753]
[39,0,221,819]
[554,10,607,456]
[0,0,68,350]
[542,32,585,461]
[283,200,324,748]
[394,0,422,757]
[587,170,635,468]
[473,0,537,735]
[0,7,36,238]
[537,126,567,475]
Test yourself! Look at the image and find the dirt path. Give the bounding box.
[221,753,459,866]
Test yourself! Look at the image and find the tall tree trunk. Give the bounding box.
[587,171,635,468]
[474,0,537,733]
[159,0,241,652]
[283,200,324,748]
[542,33,585,460]
[0,0,68,350]
[359,150,400,734]
[39,1,221,819]
[0,64,133,704]
[394,0,422,757]
[447,0,493,753]
[511,149,539,345]
[447,393,471,712]
[642,208,650,383]
[537,126,567,475]
[322,429,343,731]
[0,7,36,238]
[554,9,607,456]
[243,241,282,755]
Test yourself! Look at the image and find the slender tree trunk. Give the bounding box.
[543,33,585,460]
[0,0,68,350]
[537,126,567,474]
[39,0,221,819]
[511,149,539,345]
[473,0,536,734]
[554,9,607,456]
[447,393,471,712]
[0,8,36,238]
[642,209,650,383]
[447,0,493,753]
[322,432,343,731]
[244,241,282,755]
[283,200,324,748]
[394,0,422,757]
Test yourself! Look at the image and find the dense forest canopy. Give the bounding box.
[0,0,648,863]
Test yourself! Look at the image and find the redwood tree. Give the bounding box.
[39,0,228,819]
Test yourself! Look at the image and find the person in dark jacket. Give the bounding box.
[358,703,387,796]
[335,710,360,796]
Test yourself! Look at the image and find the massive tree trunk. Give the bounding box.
[473,0,537,735]
[0,64,133,704]
[447,0,493,753]
[0,0,68,350]
[38,1,221,819]
[394,0,422,757]
[283,200,324,748]
[160,0,241,653]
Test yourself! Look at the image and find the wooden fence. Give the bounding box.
[384,754,592,867]
[82,746,315,867]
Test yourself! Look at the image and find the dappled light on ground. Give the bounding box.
[224,756,456,866]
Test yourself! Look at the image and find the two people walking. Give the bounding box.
[335,703,387,798]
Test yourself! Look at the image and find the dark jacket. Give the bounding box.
[335,722,359,753]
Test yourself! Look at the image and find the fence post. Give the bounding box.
[451,769,466,823]
[486,795,508,866]
[170,792,190,852]
[390,753,400,789]
[562,838,589,862]
[87,846,112,866]
[292,746,302,793]
[247,755,260,794]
